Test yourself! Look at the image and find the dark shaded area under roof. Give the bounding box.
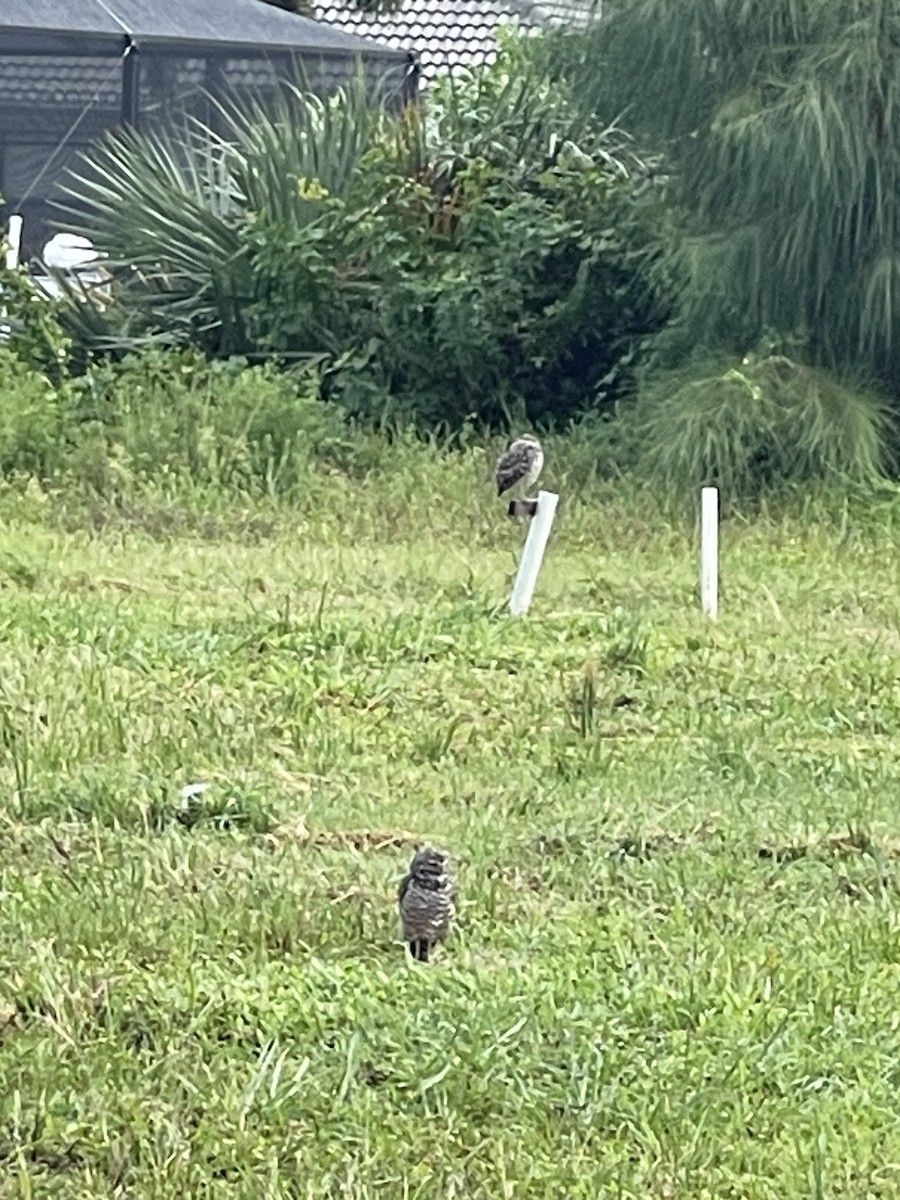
[1,0,409,59]
[0,0,417,258]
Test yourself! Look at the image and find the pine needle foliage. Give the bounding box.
[630,351,893,504]
[531,0,900,390]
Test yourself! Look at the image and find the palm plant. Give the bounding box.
[55,72,383,358]
[57,120,249,354]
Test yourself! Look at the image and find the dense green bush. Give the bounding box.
[0,348,68,477]
[0,264,71,382]
[0,345,353,498]
[64,351,351,496]
[53,55,669,429]
[248,153,663,428]
[627,349,894,505]
[0,334,893,511]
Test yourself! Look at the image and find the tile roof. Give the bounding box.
[0,0,409,60]
[311,0,600,81]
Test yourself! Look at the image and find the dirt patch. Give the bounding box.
[610,831,691,862]
[0,1139,85,1173]
[758,829,900,864]
[263,819,421,854]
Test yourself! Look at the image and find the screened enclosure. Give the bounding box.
[0,0,417,259]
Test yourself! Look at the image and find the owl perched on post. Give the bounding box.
[495,433,544,499]
[398,846,457,963]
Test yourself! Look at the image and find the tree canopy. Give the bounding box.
[532,0,900,391]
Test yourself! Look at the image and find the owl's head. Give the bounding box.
[508,432,541,449]
[409,845,452,882]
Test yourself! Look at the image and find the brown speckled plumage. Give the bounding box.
[398,846,457,962]
[495,433,544,498]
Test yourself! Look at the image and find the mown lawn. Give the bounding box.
[1,464,899,1198]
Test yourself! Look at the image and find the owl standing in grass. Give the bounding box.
[495,433,544,500]
[398,846,457,963]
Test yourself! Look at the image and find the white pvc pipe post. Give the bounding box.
[4,215,23,270]
[0,214,22,341]
[509,490,559,617]
[700,485,719,619]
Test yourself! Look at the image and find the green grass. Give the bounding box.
[1,450,900,1198]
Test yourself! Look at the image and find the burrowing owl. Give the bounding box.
[398,846,457,962]
[495,433,544,499]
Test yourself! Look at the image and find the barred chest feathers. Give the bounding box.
[398,846,457,962]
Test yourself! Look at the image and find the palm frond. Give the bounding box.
[56,122,251,354]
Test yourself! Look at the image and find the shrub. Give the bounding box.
[63,350,349,496]
[0,344,357,500]
[55,55,670,430]
[629,350,894,506]
[0,265,71,381]
[0,348,68,476]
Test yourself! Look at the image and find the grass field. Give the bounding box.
[1,450,900,1198]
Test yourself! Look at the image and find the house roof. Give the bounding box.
[0,0,408,60]
[311,0,600,81]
